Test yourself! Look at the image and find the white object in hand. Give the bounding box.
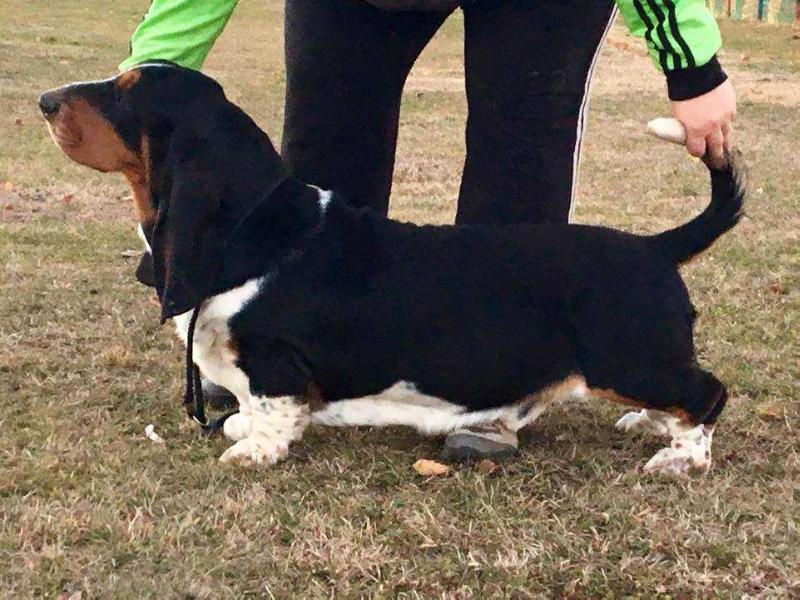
[647,117,687,145]
[144,424,165,444]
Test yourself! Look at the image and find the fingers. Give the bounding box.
[721,119,733,149]
[685,130,707,159]
[686,117,732,169]
[706,127,725,169]
[669,79,737,165]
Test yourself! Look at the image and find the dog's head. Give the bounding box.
[39,63,289,319]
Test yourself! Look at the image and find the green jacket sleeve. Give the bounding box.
[119,0,239,71]
[615,0,728,100]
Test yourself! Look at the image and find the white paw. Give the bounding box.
[223,413,252,441]
[615,410,670,436]
[643,443,711,477]
[218,435,289,467]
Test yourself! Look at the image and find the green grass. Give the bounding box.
[1,2,799,597]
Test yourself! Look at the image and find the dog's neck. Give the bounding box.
[203,125,325,290]
[218,176,325,290]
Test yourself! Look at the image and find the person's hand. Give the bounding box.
[670,79,736,169]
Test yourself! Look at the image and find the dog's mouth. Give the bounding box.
[46,119,82,150]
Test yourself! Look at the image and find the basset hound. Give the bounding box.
[39,63,746,474]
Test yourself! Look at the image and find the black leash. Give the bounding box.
[182,302,238,436]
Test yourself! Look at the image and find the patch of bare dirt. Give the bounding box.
[0,181,132,223]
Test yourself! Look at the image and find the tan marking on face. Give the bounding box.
[47,96,139,173]
[46,91,156,228]
[124,134,155,226]
[117,69,142,91]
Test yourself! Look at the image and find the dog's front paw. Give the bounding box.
[219,435,289,467]
[643,440,711,477]
[222,413,252,441]
[615,410,670,436]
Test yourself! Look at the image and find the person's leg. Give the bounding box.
[200,1,449,435]
[282,0,451,215]
[442,0,617,462]
[456,0,617,225]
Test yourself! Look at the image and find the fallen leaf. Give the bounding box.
[756,402,782,420]
[60,194,75,205]
[419,542,438,549]
[475,459,498,475]
[768,282,786,294]
[413,458,449,477]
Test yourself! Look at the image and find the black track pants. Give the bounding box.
[282,0,617,225]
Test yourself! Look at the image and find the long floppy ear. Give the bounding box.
[151,156,223,321]
[135,252,157,287]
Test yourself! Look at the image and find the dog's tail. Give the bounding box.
[645,118,747,266]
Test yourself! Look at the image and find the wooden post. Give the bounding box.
[795,0,800,36]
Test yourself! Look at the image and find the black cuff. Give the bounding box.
[666,55,728,101]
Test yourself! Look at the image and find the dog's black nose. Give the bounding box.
[38,93,61,117]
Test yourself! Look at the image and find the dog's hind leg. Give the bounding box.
[590,366,728,475]
[641,371,727,476]
[642,417,715,476]
[614,409,673,437]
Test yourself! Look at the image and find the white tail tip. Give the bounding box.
[647,117,687,145]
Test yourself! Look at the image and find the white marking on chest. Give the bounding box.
[173,277,265,399]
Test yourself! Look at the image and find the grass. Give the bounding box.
[1,1,799,597]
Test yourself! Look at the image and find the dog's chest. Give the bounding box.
[172,278,264,393]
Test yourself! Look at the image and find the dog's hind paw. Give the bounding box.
[219,435,289,467]
[643,430,712,477]
[615,410,670,436]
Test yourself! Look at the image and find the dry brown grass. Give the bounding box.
[1,1,798,597]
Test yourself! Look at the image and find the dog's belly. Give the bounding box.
[311,378,588,434]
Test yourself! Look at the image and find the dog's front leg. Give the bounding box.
[219,395,310,467]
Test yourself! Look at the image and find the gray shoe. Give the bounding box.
[441,423,519,463]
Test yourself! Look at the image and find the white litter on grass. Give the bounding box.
[647,117,687,146]
[144,424,165,444]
